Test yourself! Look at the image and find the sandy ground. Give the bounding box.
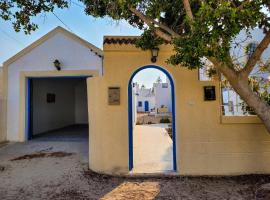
[0,125,270,199]
[133,124,173,173]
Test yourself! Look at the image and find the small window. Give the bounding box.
[138,101,142,107]
[162,83,168,88]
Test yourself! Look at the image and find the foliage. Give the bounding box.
[2,0,269,70]
[166,127,173,138]
[0,0,68,34]
[135,27,164,50]
[160,118,171,123]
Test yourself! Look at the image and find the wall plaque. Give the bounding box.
[108,87,120,105]
[204,86,216,101]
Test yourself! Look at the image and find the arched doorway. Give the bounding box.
[128,65,176,173]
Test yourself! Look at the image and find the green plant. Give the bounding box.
[160,118,170,123]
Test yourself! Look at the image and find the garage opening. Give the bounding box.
[128,65,176,173]
[27,77,89,141]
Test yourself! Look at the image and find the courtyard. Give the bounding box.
[0,127,269,200]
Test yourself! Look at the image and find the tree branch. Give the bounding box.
[208,57,238,80]
[129,7,179,41]
[237,0,250,9]
[182,0,194,21]
[241,31,270,76]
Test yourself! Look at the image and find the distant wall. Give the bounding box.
[155,83,172,112]
[32,79,75,135]
[32,78,88,135]
[75,80,88,124]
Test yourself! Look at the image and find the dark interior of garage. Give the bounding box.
[28,77,88,141]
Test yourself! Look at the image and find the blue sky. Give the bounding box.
[0,1,141,65]
[133,69,167,88]
[0,1,166,86]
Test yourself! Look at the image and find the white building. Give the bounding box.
[135,83,155,112]
[135,77,172,113]
[222,29,270,116]
[3,26,103,141]
[199,28,270,116]
[153,77,172,113]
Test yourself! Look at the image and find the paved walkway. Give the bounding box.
[132,124,173,173]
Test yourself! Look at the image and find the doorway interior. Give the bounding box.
[26,77,89,141]
[128,65,176,173]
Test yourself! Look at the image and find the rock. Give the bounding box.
[256,183,270,200]
[0,165,5,172]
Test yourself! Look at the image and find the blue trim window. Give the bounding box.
[138,101,142,107]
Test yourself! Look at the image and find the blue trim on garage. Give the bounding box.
[26,75,91,140]
[128,65,177,171]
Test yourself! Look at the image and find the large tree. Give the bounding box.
[1,0,270,132]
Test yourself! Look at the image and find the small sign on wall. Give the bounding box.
[108,87,120,105]
[47,93,56,103]
[204,86,216,101]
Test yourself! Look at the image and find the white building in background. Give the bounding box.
[153,77,172,112]
[134,77,172,113]
[200,28,270,116]
[222,28,270,116]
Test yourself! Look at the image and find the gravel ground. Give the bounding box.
[0,127,270,200]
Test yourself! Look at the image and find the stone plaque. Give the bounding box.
[108,87,120,105]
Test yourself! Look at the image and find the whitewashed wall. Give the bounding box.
[6,31,102,141]
[32,79,75,134]
[154,78,172,112]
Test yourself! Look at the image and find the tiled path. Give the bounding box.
[132,124,173,173]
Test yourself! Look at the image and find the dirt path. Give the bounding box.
[0,137,270,199]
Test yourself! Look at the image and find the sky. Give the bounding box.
[133,69,167,88]
[0,1,167,86]
[0,0,142,64]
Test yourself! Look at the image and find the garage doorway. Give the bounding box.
[26,77,89,141]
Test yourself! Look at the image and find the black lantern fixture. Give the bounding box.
[151,48,159,63]
[53,59,61,71]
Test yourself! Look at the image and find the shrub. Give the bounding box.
[166,127,172,139]
[160,118,170,123]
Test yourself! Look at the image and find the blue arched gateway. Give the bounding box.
[128,65,177,172]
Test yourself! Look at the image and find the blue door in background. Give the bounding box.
[144,101,149,112]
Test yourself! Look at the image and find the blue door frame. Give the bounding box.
[26,75,91,140]
[128,65,177,171]
[144,101,149,112]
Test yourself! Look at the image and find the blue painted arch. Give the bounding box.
[128,65,177,171]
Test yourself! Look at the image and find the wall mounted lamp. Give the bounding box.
[151,48,159,63]
[53,59,61,71]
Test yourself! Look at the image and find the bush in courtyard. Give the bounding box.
[166,127,172,139]
[160,118,170,123]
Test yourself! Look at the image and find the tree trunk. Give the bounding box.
[225,74,270,133]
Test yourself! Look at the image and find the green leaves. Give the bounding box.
[135,27,164,50]
[1,0,270,70]
[0,0,68,34]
